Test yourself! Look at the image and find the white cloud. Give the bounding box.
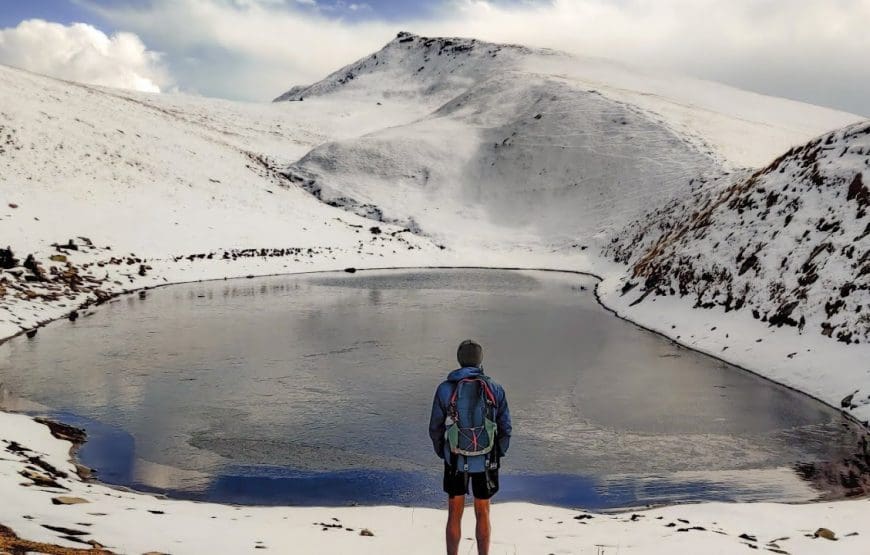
[83,0,395,100]
[84,0,870,115]
[423,0,870,115]
[0,19,171,93]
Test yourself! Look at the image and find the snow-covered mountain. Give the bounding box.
[606,121,869,345]
[0,31,866,411]
[277,32,859,170]
[3,31,870,554]
[274,32,532,105]
[275,32,860,250]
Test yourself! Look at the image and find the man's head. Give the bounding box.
[457,339,483,368]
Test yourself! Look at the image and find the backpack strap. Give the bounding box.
[449,377,497,407]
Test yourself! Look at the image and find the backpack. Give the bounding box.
[445,377,498,469]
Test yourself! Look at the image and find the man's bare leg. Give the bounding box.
[473,497,491,555]
[446,495,465,555]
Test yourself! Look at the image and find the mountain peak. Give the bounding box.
[273,32,531,102]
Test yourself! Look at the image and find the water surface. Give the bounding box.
[0,269,860,508]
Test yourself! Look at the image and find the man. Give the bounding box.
[429,340,512,555]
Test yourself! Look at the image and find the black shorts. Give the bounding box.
[443,463,499,500]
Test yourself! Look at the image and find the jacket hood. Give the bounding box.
[446,366,484,382]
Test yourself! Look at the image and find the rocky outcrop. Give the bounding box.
[607,121,870,344]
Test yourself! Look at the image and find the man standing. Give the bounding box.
[429,340,512,555]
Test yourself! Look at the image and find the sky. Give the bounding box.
[0,0,868,116]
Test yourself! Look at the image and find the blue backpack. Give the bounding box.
[445,376,498,470]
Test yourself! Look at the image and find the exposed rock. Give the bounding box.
[74,463,93,480]
[23,254,46,281]
[359,528,375,537]
[0,246,18,269]
[847,173,868,211]
[41,525,89,537]
[19,468,66,489]
[814,527,837,540]
[35,417,87,445]
[841,391,858,409]
[51,496,90,505]
[0,524,113,555]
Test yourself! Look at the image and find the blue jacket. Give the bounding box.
[429,366,511,473]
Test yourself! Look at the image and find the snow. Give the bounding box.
[279,32,862,254]
[2,411,869,554]
[0,62,453,339]
[603,121,870,420]
[523,51,862,169]
[288,74,721,248]
[1,31,869,553]
[278,32,861,169]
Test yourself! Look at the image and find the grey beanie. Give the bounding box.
[457,339,483,368]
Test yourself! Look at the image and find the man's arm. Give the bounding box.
[428,386,446,459]
[495,386,512,457]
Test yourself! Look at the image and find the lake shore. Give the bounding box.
[3,261,870,554]
[2,408,869,554]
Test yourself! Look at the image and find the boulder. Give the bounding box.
[0,247,18,269]
[51,495,90,505]
[841,391,858,409]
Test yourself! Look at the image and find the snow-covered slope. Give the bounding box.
[277,32,860,170]
[286,74,720,247]
[274,32,530,106]
[600,121,870,420]
[0,63,447,339]
[275,32,860,250]
[607,122,869,345]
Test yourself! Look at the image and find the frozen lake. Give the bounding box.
[0,269,861,508]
